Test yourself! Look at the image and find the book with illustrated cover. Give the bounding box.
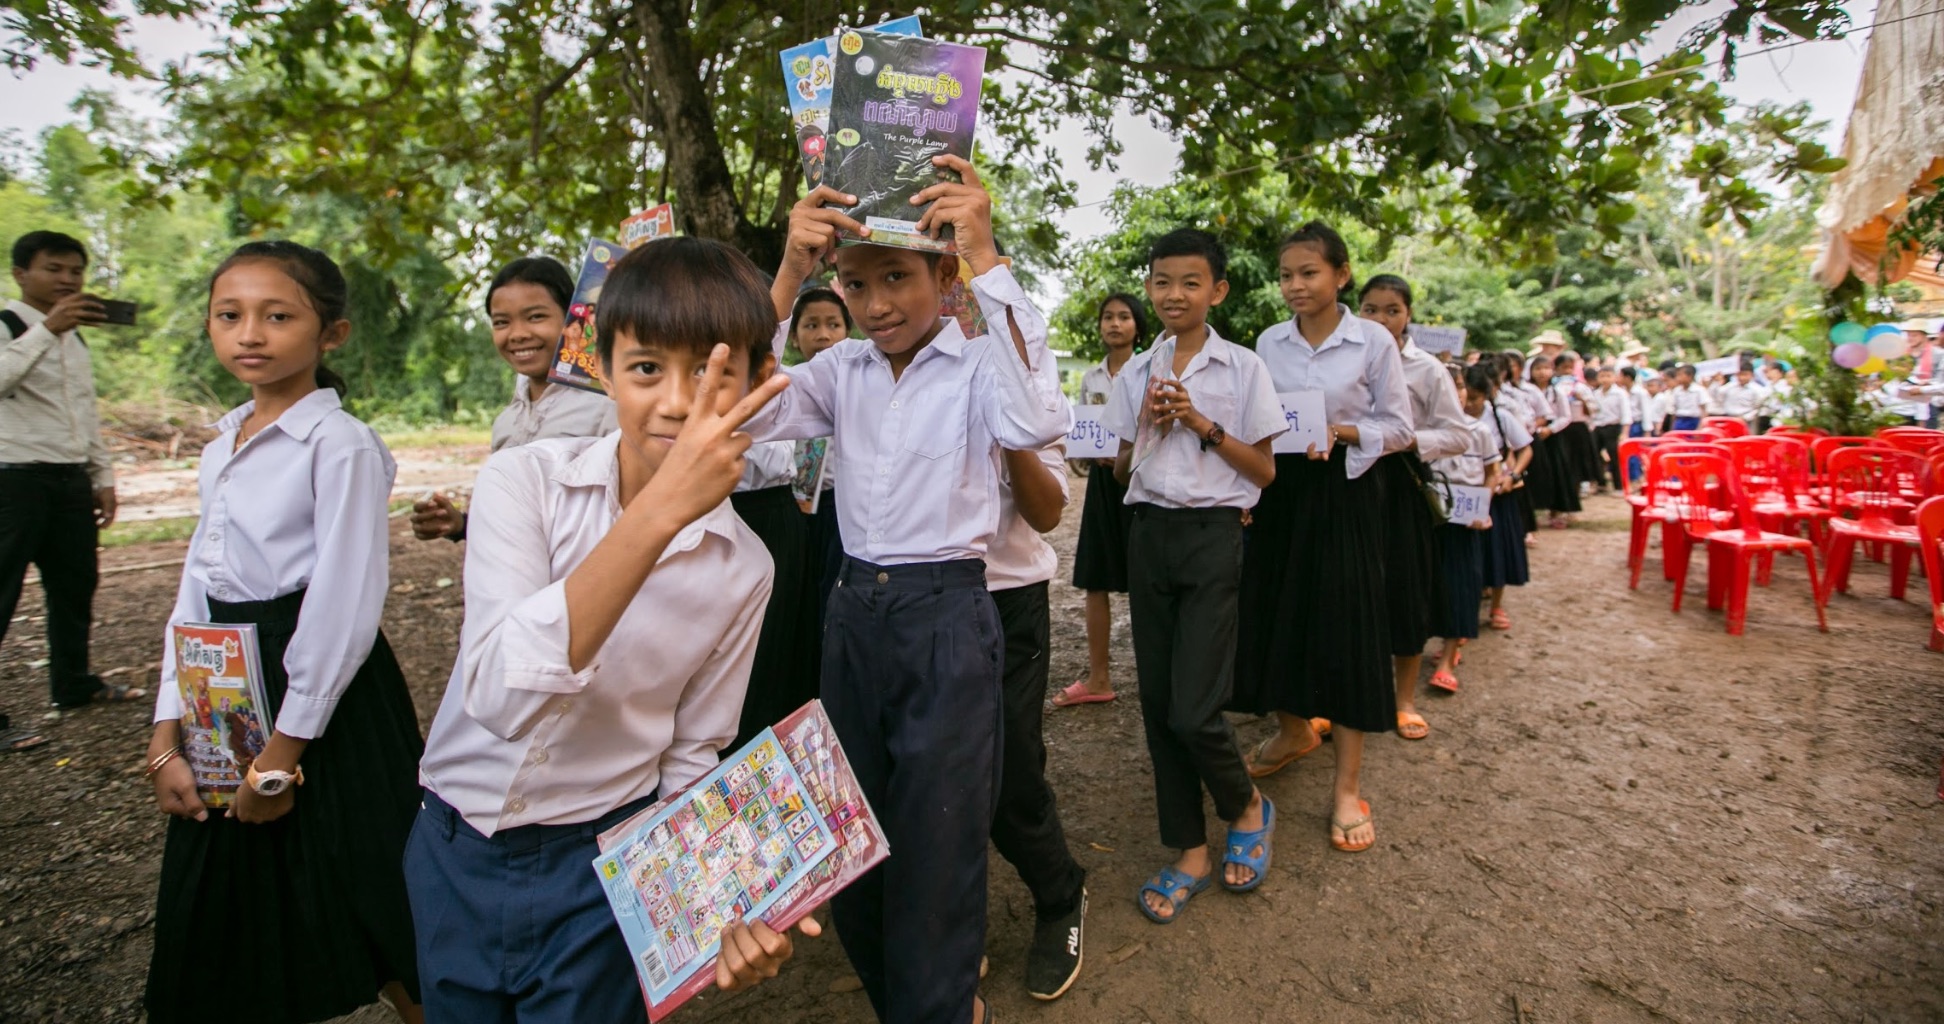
[547,239,626,394]
[594,700,885,1020]
[790,437,830,514]
[170,623,272,809]
[939,254,1009,339]
[826,32,985,253]
[619,203,676,249]
[780,16,923,192]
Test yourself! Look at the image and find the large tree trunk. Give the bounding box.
[624,0,783,266]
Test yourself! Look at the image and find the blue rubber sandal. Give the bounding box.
[1136,865,1212,924]
[1222,794,1275,893]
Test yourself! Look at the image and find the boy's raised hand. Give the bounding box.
[911,154,999,276]
[639,344,790,531]
[781,187,871,284]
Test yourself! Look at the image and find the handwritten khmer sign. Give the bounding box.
[1269,390,1328,455]
[1068,405,1120,459]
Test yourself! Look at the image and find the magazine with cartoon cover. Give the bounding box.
[594,700,887,1018]
[790,437,830,514]
[826,32,985,253]
[780,15,923,191]
[593,729,839,1020]
[170,623,272,809]
[618,203,676,249]
[546,238,625,395]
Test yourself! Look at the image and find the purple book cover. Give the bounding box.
[826,32,985,254]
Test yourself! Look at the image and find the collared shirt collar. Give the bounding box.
[551,430,741,546]
[209,386,343,442]
[1278,304,1365,356]
[1153,326,1234,380]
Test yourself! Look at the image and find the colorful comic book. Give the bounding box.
[547,238,626,394]
[618,203,676,249]
[780,16,923,192]
[594,700,885,1020]
[826,32,985,253]
[939,254,1009,339]
[790,437,830,514]
[169,623,271,809]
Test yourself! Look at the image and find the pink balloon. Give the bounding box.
[1832,342,1869,369]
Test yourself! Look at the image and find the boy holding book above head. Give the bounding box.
[1101,228,1282,924]
[405,237,811,1024]
[753,154,1070,1024]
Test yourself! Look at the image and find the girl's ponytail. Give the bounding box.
[315,364,348,396]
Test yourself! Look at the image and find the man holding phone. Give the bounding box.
[0,231,141,743]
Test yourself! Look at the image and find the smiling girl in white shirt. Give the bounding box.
[143,241,426,1024]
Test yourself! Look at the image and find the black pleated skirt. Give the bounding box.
[1559,421,1602,486]
[1072,462,1134,593]
[1374,452,1443,657]
[731,485,814,749]
[1526,434,1582,513]
[1232,449,1395,733]
[1435,523,1485,640]
[147,590,423,1024]
[1483,490,1531,588]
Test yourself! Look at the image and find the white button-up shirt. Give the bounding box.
[1430,417,1500,487]
[1101,328,1287,509]
[747,265,1069,565]
[1254,307,1412,479]
[489,376,617,452]
[985,443,1068,591]
[1079,359,1125,406]
[152,389,394,739]
[419,433,773,835]
[1483,396,1534,454]
[736,441,798,492]
[0,300,113,488]
[1666,382,1710,419]
[1713,381,1766,419]
[1590,385,1632,427]
[1399,339,1471,461]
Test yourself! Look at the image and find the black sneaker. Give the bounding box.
[1025,888,1086,1000]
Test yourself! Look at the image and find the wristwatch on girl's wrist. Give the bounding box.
[246,763,305,796]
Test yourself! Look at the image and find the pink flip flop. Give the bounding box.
[1051,680,1116,707]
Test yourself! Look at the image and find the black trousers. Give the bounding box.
[1594,424,1624,491]
[989,582,1085,920]
[1127,504,1255,851]
[823,557,1001,1024]
[0,464,102,707]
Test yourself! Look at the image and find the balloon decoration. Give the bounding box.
[1829,321,1867,346]
[1864,323,1904,340]
[1832,342,1869,369]
[1867,333,1906,360]
[1858,356,1889,375]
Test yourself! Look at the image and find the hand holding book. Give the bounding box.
[779,186,871,285]
[909,155,999,276]
[715,910,824,993]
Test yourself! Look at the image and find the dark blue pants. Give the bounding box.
[404,789,656,1024]
[823,557,1002,1024]
[1671,416,1701,432]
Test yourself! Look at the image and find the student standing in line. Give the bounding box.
[1055,293,1146,708]
[753,157,1070,1024]
[1425,367,1501,693]
[1233,221,1411,855]
[144,241,424,1024]
[985,441,1089,999]
[1477,363,1533,631]
[1664,364,1710,431]
[410,257,616,542]
[1588,364,1630,494]
[1101,227,1281,920]
[1523,354,1579,528]
[1355,275,1471,742]
[1553,352,1601,494]
[405,237,808,1022]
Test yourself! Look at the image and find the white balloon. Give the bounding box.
[1868,334,1905,360]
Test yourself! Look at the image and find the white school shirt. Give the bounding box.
[1627,382,1650,426]
[1430,416,1501,487]
[1520,381,1569,433]
[1644,391,1671,431]
[1398,339,1472,462]
[1254,307,1413,479]
[1559,378,1594,424]
[1100,328,1287,509]
[985,443,1069,591]
[747,265,1069,565]
[489,376,617,452]
[1715,380,1766,419]
[736,441,798,492]
[1483,397,1534,454]
[1079,359,1126,405]
[418,433,773,835]
[151,389,394,739]
[0,300,114,488]
[1590,386,1631,428]
[1665,382,1709,418]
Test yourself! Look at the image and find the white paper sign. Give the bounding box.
[1694,355,1740,380]
[1446,484,1493,526]
[1067,405,1121,459]
[1411,324,1468,356]
[1270,390,1330,455]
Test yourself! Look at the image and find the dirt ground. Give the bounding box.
[2,463,1940,1023]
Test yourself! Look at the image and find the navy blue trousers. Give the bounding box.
[823,557,1002,1024]
[404,789,657,1024]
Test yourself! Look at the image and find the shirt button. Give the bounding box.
[532,749,549,765]
[890,400,900,409]
[878,468,888,476]
[869,532,881,542]
[507,797,526,814]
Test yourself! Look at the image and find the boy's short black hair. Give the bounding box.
[486,256,575,317]
[1148,227,1227,281]
[596,237,774,377]
[12,231,88,270]
[1620,366,1638,382]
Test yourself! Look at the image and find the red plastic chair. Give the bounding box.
[1702,416,1751,438]
[1746,437,1834,545]
[1917,496,1944,652]
[1823,447,1927,601]
[1768,426,1824,441]
[1810,436,1889,503]
[1634,446,1735,590]
[1879,433,1944,458]
[1663,429,1725,443]
[1656,451,1827,634]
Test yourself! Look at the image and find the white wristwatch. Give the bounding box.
[245,763,305,796]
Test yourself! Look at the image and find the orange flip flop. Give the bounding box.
[1245,733,1321,779]
[1330,799,1374,853]
[1396,711,1428,740]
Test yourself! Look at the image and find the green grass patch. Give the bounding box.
[102,516,200,548]
[379,424,493,450]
